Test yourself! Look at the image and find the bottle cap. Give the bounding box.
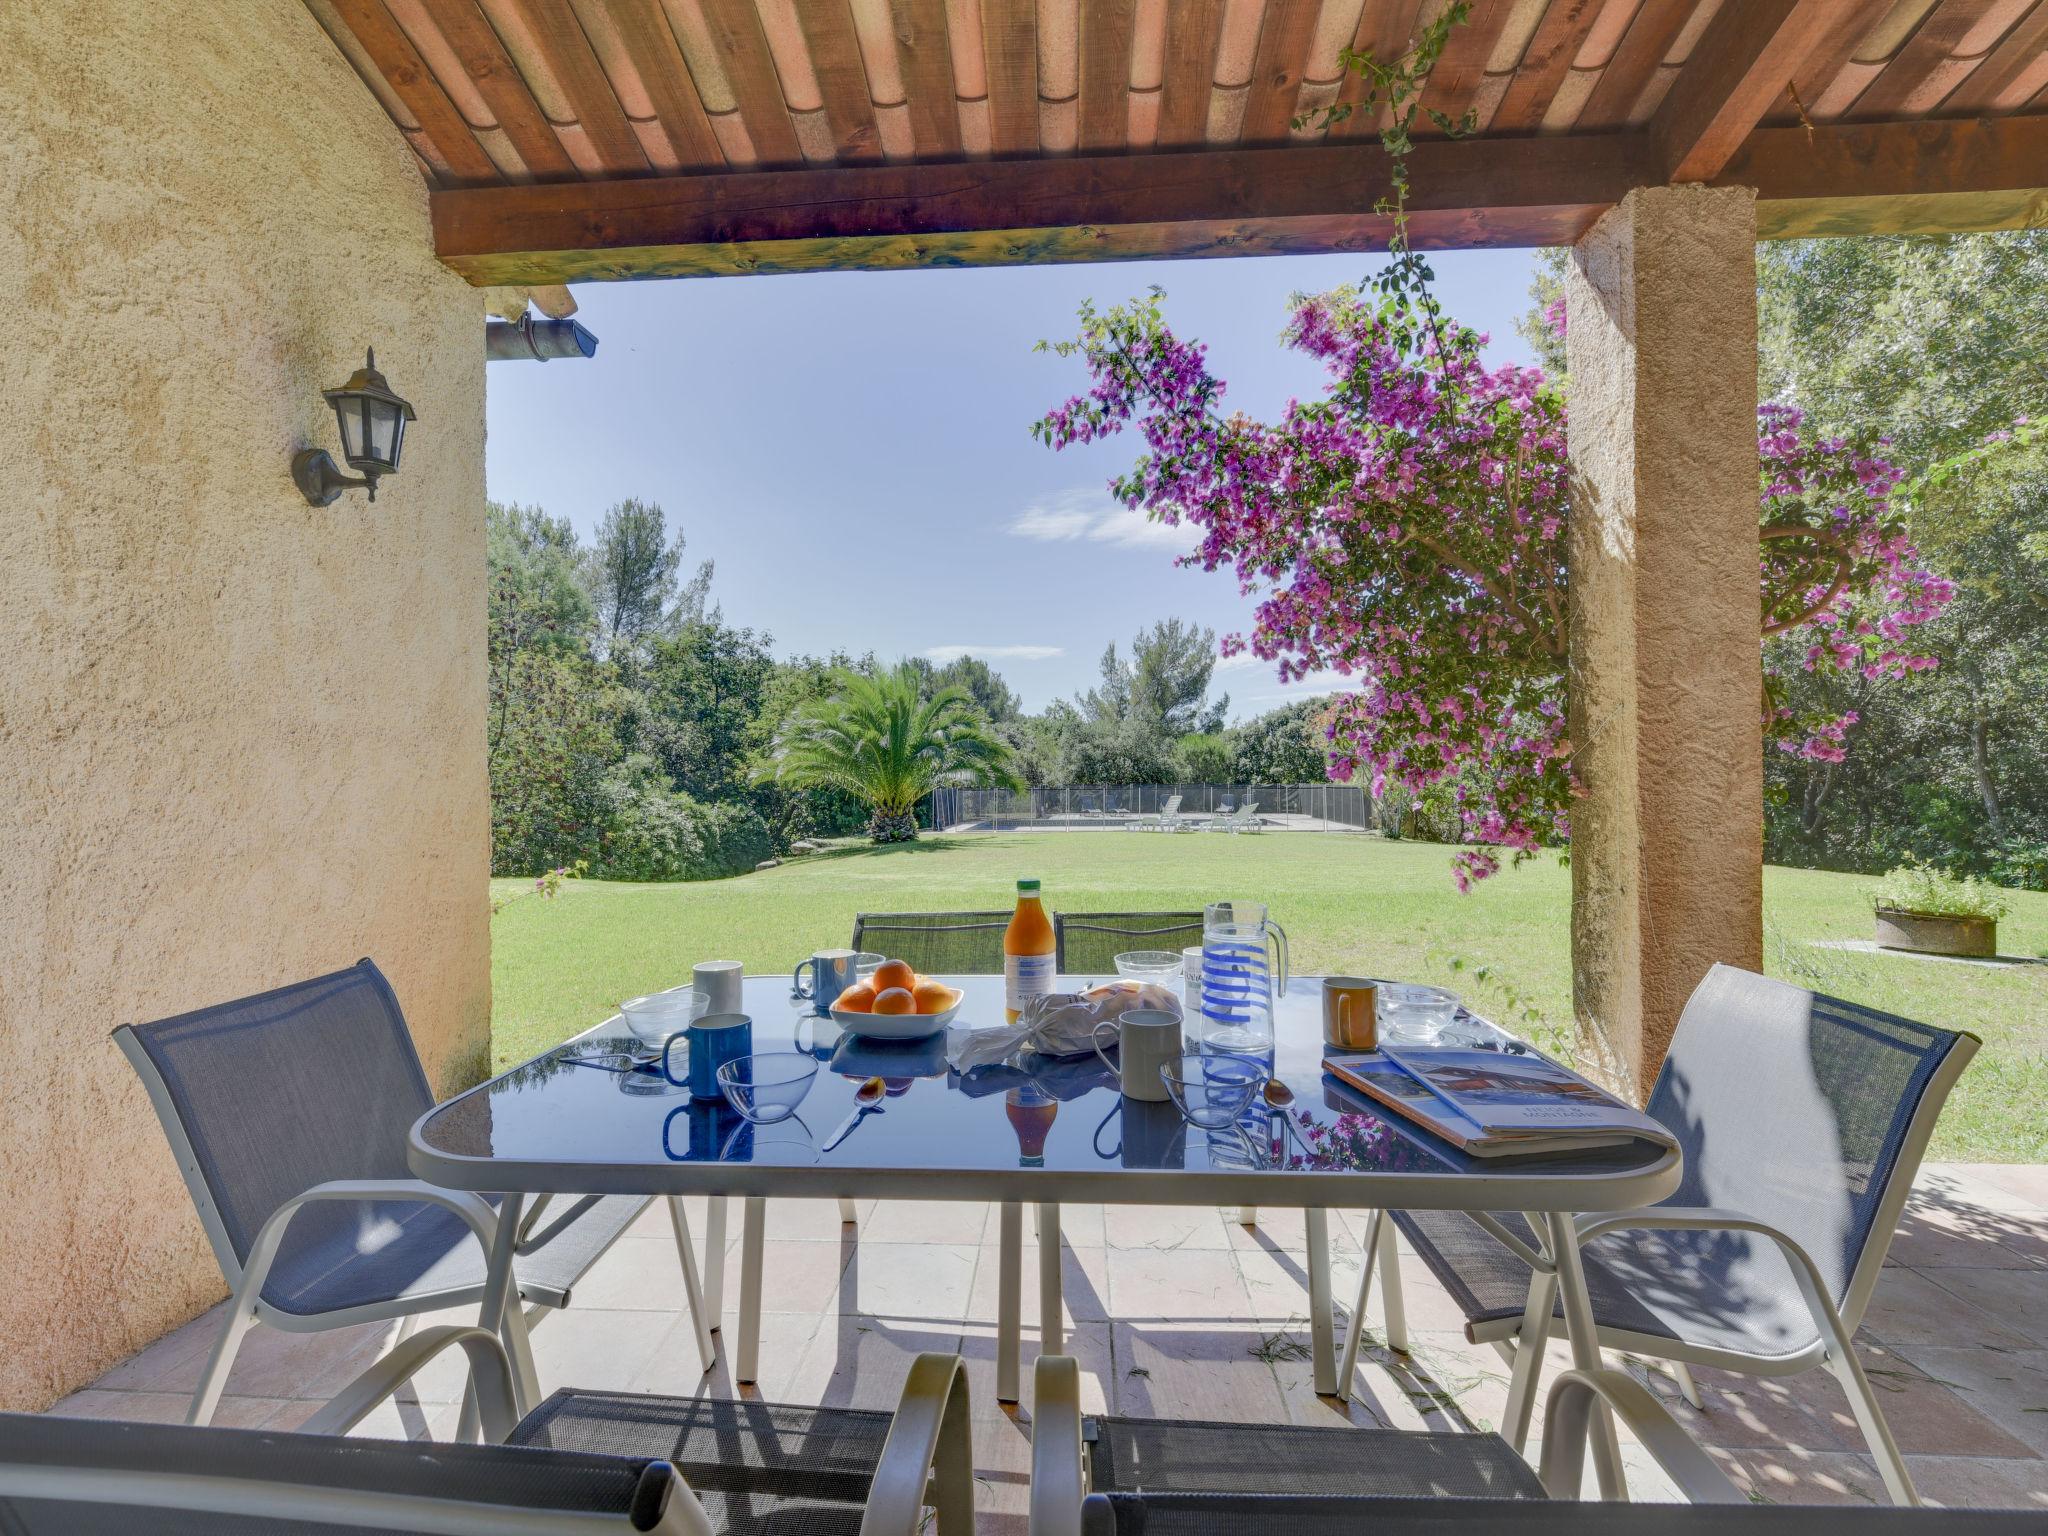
[1016,878,1041,893]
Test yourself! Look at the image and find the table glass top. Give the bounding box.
[414,975,1672,1196]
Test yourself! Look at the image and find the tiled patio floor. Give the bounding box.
[52,1163,2048,1519]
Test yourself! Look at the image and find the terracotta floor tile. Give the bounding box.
[1916,1267,2048,1347]
[1710,1444,1890,1505]
[840,1242,980,1321]
[1885,1346,2048,1456]
[953,1319,1115,1415]
[1903,1454,2048,1509]
[1861,1266,2037,1350]
[781,1313,967,1412]
[857,1200,994,1245]
[1102,1205,1233,1251]
[1889,1200,2048,1269]
[963,1241,1112,1326]
[47,1389,298,1430]
[709,1236,853,1315]
[1110,1321,1289,1422]
[1106,1246,1256,1320]
[44,1160,2048,1509]
[1947,1165,2048,1212]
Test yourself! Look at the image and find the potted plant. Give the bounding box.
[1871,863,2010,958]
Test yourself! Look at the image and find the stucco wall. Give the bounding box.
[0,1,489,1410]
[1566,185,1765,1101]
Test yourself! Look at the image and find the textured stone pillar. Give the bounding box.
[1566,185,1763,1103]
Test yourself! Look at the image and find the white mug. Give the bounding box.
[1091,1008,1183,1104]
[693,960,744,1017]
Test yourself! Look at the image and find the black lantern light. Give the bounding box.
[291,348,417,506]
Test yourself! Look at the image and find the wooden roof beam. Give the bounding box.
[431,132,1651,284]
[1649,0,1885,183]
[429,113,2048,286]
[1723,114,2048,239]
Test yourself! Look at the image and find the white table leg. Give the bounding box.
[1337,1210,1383,1402]
[737,1196,765,1385]
[1501,1267,1558,1452]
[666,1196,716,1373]
[1376,1211,1409,1354]
[478,1192,537,1415]
[996,1201,1023,1403]
[1037,1202,1063,1357]
[703,1196,727,1330]
[1546,1209,1625,1498]
[1305,1207,1336,1396]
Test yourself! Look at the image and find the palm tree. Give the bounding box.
[760,661,1019,842]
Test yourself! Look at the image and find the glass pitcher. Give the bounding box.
[1199,901,1290,1051]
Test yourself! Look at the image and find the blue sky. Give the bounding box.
[486,247,1541,720]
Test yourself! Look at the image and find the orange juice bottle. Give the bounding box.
[1004,878,1056,1022]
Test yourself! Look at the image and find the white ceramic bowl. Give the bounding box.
[831,987,961,1041]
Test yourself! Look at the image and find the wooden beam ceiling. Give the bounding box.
[1648,0,1888,183]
[431,113,2048,285]
[302,1,2048,284]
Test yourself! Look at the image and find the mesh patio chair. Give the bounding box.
[1367,964,1977,1507]
[0,1345,973,1536]
[1054,912,1205,975]
[114,960,717,1431]
[1028,1353,1754,1535]
[851,911,1012,974]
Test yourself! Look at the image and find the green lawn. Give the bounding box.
[490,833,2048,1162]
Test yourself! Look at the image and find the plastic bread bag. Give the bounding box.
[946,981,1183,1073]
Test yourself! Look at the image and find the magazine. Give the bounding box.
[1322,1047,1674,1158]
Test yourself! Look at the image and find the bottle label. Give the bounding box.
[1005,952,1056,1014]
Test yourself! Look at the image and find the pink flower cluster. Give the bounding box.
[1035,288,1948,886]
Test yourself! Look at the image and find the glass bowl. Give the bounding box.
[1115,950,1186,985]
[1159,1053,1267,1129]
[853,951,887,978]
[1378,983,1459,1043]
[618,987,707,1050]
[716,1052,819,1124]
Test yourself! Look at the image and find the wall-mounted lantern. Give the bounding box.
[291,348,417,506]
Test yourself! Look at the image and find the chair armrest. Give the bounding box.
[235,1179,501,1316]
[1030,1355,1087,1536]
[295,1326,521,1444]
[1572,1205,1853,1356]
[1539,1367,1745,1504]
[861,1352,974,1536]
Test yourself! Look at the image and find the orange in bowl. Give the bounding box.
[871,959,916,995]
[835,981,877,1013]
[911,980,956,1015]
[872,986,917,1016]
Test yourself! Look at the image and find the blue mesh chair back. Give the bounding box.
[850,912,1011,974]
[1054,912,1205,974]
[1645,962,1969,1320]
[117,960,434,1276]
[0,1409,673,1535]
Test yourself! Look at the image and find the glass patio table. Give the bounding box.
[410,973,1678,1496]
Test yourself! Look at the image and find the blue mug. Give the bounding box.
[793,949,860,1015]
[662,1012,753,1100]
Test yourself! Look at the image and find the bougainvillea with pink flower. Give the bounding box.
[1032,285,1949,887]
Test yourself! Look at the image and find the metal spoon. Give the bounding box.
[1262,1078,1296,1109]
[821,1076,887,1152]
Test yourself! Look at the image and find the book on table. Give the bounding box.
[1322,1045,1675,1158]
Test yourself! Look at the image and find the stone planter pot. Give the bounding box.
[1873,907,1997,958]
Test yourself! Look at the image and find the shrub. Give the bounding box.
[696,800,775,877]
[1872,861,2011,920]
[593,756,773,881]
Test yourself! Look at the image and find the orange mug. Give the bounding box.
[1322,977,1378,1050]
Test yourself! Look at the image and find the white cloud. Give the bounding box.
[922,644,1066,663]
[1008,488,1196,553]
